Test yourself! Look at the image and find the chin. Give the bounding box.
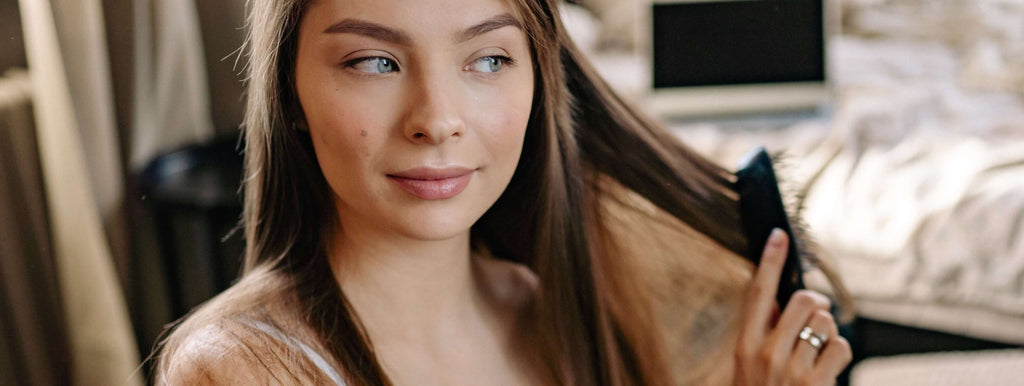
[389,205,483,241]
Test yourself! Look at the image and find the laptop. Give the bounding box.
[646,0,831,121]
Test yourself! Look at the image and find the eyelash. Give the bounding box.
[469,55,516,74]
[342,55,516,75]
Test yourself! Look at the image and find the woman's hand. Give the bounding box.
[734,229,852,386]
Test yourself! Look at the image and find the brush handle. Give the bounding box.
[736,147,805,308]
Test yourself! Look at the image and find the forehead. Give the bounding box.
[301,0,521,41]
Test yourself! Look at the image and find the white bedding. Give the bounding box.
[805,3,1024,343]
[851,349,1024,386]
[669,35,1024,343]
[569,0,1024,343]
[802,131,1024,343]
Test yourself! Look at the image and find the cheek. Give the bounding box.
[298,66,396,164]
[469,106,527,169]
[307,91,390,162]
[311,112,366,161]
[473,85,533,161]
[306,103,390,202]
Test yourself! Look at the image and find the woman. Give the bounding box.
[155,0,851,384]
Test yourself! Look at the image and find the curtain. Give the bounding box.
[131,0,215,168]
[12,0,222,382]
[126,0,220,368]
[0,69,71,386]
[18,0,143,384]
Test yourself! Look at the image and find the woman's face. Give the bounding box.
[294,0,534,241]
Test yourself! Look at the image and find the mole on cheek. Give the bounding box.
[360,130,368,137]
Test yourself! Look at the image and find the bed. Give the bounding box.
[571,0,1024,358]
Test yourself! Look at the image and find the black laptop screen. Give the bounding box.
[652,0,825,88]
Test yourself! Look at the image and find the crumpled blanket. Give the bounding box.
[800,131,1024,343]
[670,33,1024,343]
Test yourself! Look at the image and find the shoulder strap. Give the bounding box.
[242,318,348,385]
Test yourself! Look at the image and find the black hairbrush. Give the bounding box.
[736,147,805,307]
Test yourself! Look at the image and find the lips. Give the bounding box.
[386,166,475,200]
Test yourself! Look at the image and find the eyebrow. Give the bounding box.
[321,13,521,46]
[455,13,521,43]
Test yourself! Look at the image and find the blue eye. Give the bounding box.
[467,56,513,73]
[347,57,398,74]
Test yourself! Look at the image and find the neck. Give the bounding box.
[328,216,485,346]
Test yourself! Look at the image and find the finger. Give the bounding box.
[787,310,837,379]
[807,336,853,384]
[767,290,830,349]
[741,229,789,339]
[769,301,781,326]
[763,290,831,378]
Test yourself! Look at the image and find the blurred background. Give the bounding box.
[1,0,1021,385]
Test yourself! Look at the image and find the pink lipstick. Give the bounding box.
[387,167,474,200]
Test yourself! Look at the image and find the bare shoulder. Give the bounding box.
[157,309,334,385]
[154,271,334,385]
[156,320,265,385]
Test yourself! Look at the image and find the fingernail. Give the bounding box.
[769,228,785,246]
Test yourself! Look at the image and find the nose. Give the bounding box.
[402,69,465,145]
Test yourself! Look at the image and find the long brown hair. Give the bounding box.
[155,0,843,384]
